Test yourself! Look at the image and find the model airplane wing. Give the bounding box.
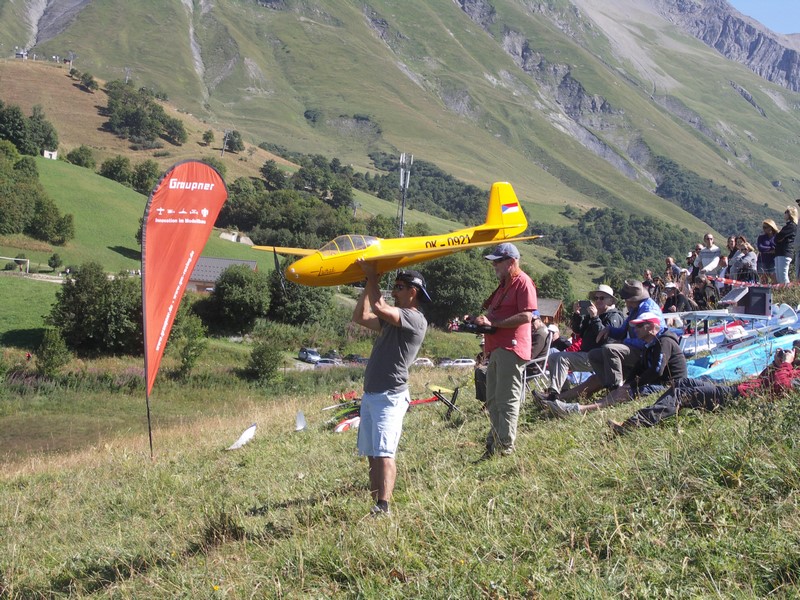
[251,245,316,256]
[226,423,257,450]
[359,234,542,262]
[295,410,307,431]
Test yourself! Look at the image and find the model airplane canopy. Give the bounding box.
[253,181,540,287]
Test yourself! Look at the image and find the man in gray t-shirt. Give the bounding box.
[353,261,429,516]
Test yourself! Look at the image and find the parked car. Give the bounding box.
[344,353,368,364]
[440,358,476,368]
[412,357,435,367]
[315,357,343,368]
[298,347,321,363]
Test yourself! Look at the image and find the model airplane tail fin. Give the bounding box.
[481,182,528,238]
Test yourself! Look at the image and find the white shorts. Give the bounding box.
[357,390,410,458]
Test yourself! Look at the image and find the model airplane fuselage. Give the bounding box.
[253,181,538,287]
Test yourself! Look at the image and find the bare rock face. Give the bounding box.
[457,0,496,31]
[655,0,800,92]
[32,0,93,45]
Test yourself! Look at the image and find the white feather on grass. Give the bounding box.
[295,410,307,431]
[226,423,257,450]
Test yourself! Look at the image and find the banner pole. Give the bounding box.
[145,390,154,460]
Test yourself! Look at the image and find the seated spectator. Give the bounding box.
[757,219,778,284]
[546,311,687,417]
[692,274,719,310]
[529,310,549,362]
[731,236,758,282]
[663,282,691,314]
[557,280,664,403]
[547,324,567,352]
[534,285,624,405]
[678,267,693,298]
[609,344,800,434]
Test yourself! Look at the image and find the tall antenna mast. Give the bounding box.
[398,153,413,237]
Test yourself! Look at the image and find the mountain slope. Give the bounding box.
[1,0,799,238]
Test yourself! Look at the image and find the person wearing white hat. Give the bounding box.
[546,311,686,418]
[556,280,665,404]
[662,282,691,313]
[533,284,623,407]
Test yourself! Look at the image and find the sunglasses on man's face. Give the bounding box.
[393,283,410,291]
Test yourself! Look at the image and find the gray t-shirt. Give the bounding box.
[363,307,427,394]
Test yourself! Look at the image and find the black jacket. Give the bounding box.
[663,292,691,313]
[775,221,797,257]
[631,329,687,386]
[570,307,624,352]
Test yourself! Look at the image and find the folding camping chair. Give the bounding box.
[523,331,552,396]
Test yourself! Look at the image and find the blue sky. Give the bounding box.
[727,1,800,35]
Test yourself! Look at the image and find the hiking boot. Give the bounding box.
[545,399,581,419]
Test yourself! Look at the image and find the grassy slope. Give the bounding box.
[2,366,799,597]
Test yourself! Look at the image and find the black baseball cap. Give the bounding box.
[396,270,432,303]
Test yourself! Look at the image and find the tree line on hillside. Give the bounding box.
[258,144,489,224]
[652,155,775,238]
[529,207,699,284]
[102,80,187,149]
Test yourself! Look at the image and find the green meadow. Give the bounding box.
[3,359,800,597]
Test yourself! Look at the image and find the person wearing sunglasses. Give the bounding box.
[352,262,430,516]
[547,311,686,418]
[472,242,537,460]
[533,284,623,407]
[694,233,721,276]
[609,343,800,435]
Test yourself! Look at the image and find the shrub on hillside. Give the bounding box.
[267,260,334,326]
[48,263,143,356]
[66,145,96,169]
[36,328,71,377]
[246,340,282,385]
[168,310,208,381]
[98,155,133,187]
[205,265,271,334]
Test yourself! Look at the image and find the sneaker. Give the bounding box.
[532,389,557,410]
[369,504,391,517]
[545,399,581,418]
[607,419,630,436]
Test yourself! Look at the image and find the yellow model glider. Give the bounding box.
[253,181,540,287]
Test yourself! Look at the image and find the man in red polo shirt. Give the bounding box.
[474,242,537,459]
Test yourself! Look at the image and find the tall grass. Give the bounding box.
[2,355,800,596]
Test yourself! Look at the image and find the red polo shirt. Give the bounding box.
[483,270,537,361]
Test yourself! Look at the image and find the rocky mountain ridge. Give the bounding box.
[656,0,800,92]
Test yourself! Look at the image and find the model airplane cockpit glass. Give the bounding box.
[320,235,380,255]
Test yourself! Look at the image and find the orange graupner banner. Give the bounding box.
[142,160,228,395]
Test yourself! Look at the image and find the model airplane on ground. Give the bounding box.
[253,181,540,287]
